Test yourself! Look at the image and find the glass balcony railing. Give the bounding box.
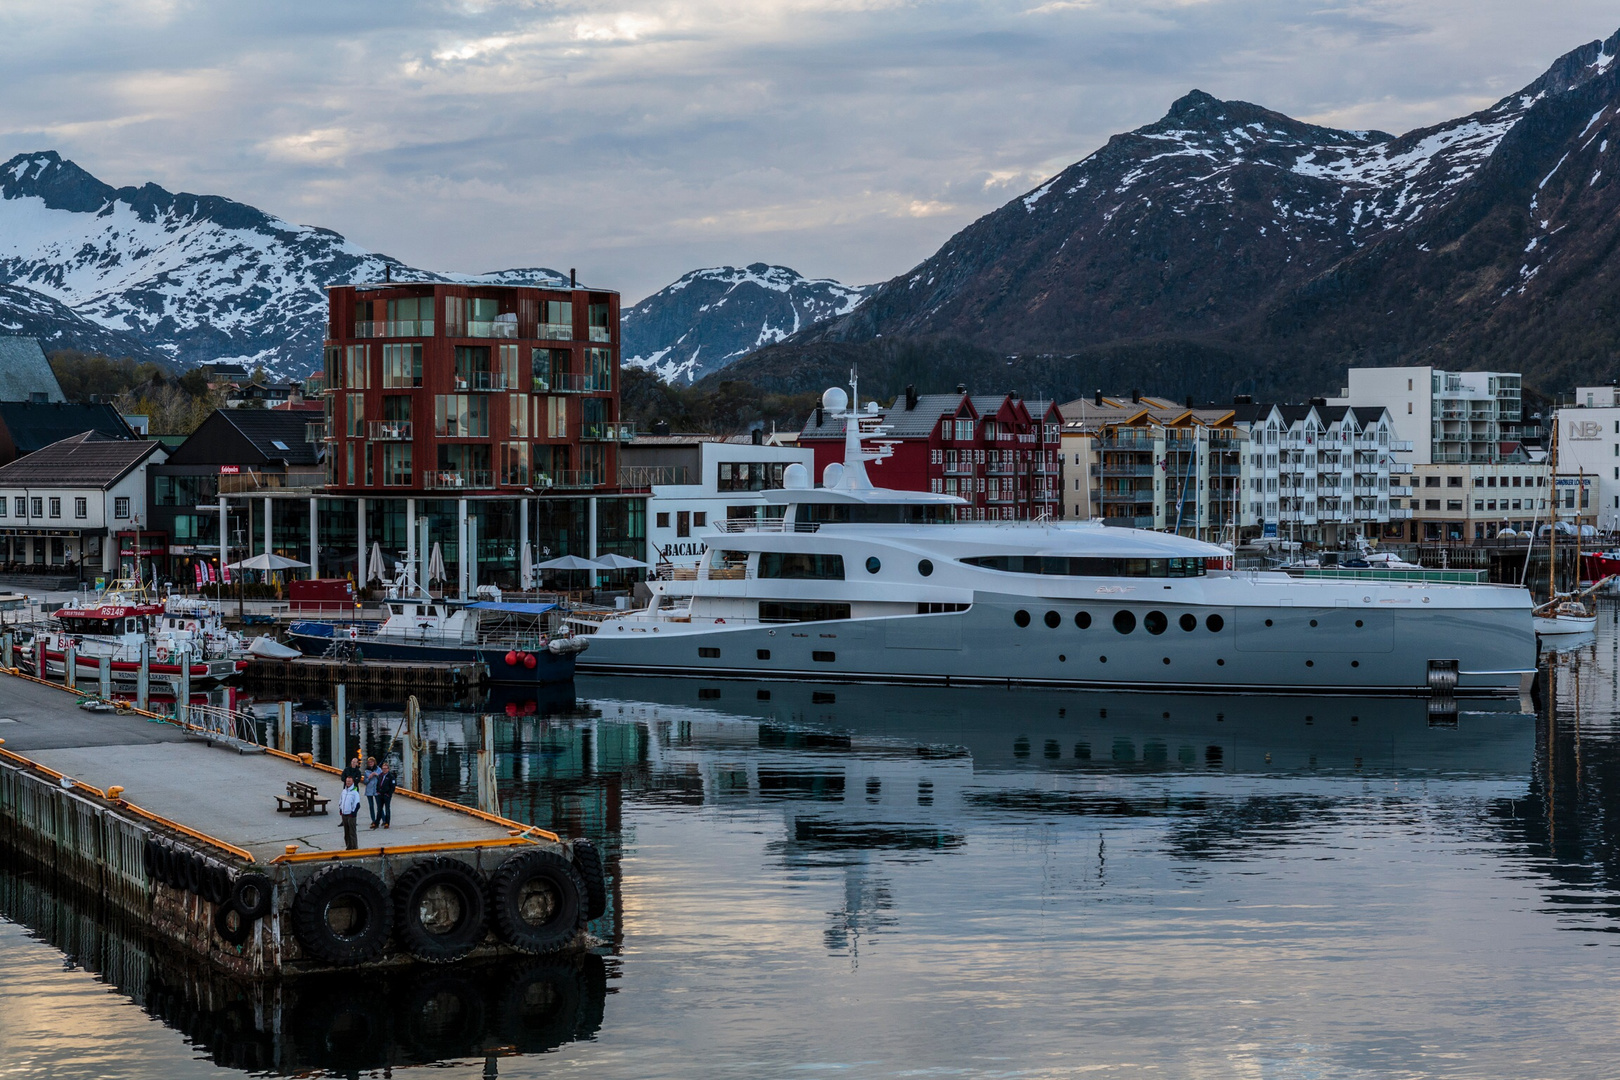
[305,422,332,443]
[353,320,434,338]
[580,422,637,442]
[538,323,574,341]
[548,470,604,489]
[464,319,519,339]
[547,373,611,393]
[368,421,413,441]
[452,372,510,392]
[588,325,612,342]
[421,469,494,491]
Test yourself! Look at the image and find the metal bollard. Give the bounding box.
[278,701,293,752]
[334,683,347,769]
[63,644,77,691]
[99,655,111,700]
[136,639,150,712]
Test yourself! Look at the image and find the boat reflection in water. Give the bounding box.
[0,854,608,1075]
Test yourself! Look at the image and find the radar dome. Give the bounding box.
[823,462,845,488]
[821,387,848,413]
[783,462,810,489]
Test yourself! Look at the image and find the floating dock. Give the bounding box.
[0,671,604,977]
[240,655,482,695]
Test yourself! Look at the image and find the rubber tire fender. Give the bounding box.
[158,843,183,890]
[231,872,275,921]
[391,856,488,963]
[214,901,253,946]
[291,864,394,966]
[488,849,586,955]
[142,837,163,885]
[570,838,608,922]
[183,851,206,895]
[202,864,232,906]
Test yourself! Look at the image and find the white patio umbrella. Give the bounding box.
[592,553,649,570]
[520,540,534,591]
[228,552,309,571]
[427,542,447,583]
[366,541,386,584]
[537,554,600,571]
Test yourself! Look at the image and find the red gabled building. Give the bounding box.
[798,387,1062,520]
[322,280,628,495]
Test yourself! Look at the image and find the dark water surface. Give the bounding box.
[6,613,1620,1078]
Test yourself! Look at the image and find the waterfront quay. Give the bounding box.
[0,671,595,978]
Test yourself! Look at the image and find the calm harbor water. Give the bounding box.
[6,612,1620,1077]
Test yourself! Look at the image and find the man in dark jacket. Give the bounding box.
[375,761,397,829]
[341,756,362,787]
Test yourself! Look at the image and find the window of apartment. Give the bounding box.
[346,443,356,486]
[324,345,342,389]
[444,295,465,336]
[1407,402,1413,414]
[345,345,370,389]
[385,295,433,333]
[434,395,488,437]
[499,441,529,486]
[453,345,495,390]
[656,512,670,528]
[1447,500,1463,511]
[587,302,612,341]
[383,444,412,487]
[1424,499,1441,511]
[930,448,942,465]
[47,497,60,518]
[500,344,522,390]
[1475,500,1485,511]
[509,394,529,438]
[382,343,423,387]
[346,393,365,436]
[540,300,573,339]
[583,348,613,391]
[13,497,23,517]
[1447,476,1462,487]
[0,499,5,518]
[114,497,130,519]
[954,418,973,441]
[1425,476,1440,487]
[75,497,86,519]
[30,497,43,517]
[543,396,567,438]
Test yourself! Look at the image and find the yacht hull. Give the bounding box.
[578,584,1535,697]
[285,629,578,684]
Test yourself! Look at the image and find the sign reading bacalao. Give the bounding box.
[1568,419,1605,441]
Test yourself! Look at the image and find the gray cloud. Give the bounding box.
[1,1,1617,301]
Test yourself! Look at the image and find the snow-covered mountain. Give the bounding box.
[0,151,568,375]
[621,264,871,382]
[733,28,1620,399]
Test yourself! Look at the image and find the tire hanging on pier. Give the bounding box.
[183,851,205,895]
[231,872,275,921]
[391,856,488,962]
[142,837,163,884]
[214,900,254,946]
[291,864,394,966]
[202,863,232,906]
[488,849,586,955]
[570,838,609,921]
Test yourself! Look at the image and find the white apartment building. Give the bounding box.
[0,432,166,576]
[1552,385,1620,531]
[1331,366,1519,465]
[1230,400,1397,544]
[622,435,814,568]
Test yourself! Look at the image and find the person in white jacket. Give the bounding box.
[338,777,362,850]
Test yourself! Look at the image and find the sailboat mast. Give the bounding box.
[1548,419,1557,601]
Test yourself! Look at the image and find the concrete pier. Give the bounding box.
[0,671,597,977]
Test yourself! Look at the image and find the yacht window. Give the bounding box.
[865,557,881,574]
[797,503,955,526]
[961,555,1207,577]
[759,601,850,623]
[758,553,845,580]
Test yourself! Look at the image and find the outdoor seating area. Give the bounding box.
[272,780,330,817]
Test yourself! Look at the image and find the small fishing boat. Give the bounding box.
[1532,600,1598,636]
[35,599,246,686]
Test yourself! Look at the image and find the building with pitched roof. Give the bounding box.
[0,401,137,465]
[0,336,65,404]
[0,432,166,578]
[798,386,1062,521]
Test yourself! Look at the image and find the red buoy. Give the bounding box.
[505,650,519,666]
[524,653,538,669]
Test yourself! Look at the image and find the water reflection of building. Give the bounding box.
[0,854,607,1075]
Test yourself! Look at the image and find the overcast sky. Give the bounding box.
[2,1,1617,303]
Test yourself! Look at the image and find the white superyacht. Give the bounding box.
[575,384,1536,697]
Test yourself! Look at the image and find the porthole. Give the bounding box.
[1113,610,1136,634]
[1014,609,1031,628]
[1044,610,1061,629]
[1206,613,1224,632]
[1265,618,1273,627]
[1161,657,1170,665]
[1075,611,1092,629]
[1144,610,1167,635]
[1351,660,1360,668]
[1355,620,1363,628]
[918,559,934,577]
[866,556,881,574]
[1216,658,1225,666]
[1305,660,1314,668]
[1179,613,1197,632]
[1058,654,1067,662]
[1099,655,1108,663]
[1309,619,1318,628]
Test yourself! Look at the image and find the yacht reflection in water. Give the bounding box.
[0,855,608,1075]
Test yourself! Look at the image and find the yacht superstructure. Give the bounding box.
[575,383,1536,697]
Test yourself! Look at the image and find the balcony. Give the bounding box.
[369,421,413,441]
[305,421,332,444]
[588,326,612,343]
[1390,485,1413,498]
[421,469,494,491]
[453,372,510,392]
[547,470,604,489]
[618,465,691,490]
[943,464,975,476]
[219,468,327,495]
[547,373,611,393]
[986,463,1017,476]
[353,320,434,338]
[581,422,637,442]
[1099,490,1154,504]
[538,322,573,341]
[1100,463,1156,477]
[1389,507,1413,519]
[464,319,519,339]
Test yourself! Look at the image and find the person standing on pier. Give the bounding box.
[363,755,382,829]
[341,757,362,788]
[338,776,362,849]
[375,761,396,830]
